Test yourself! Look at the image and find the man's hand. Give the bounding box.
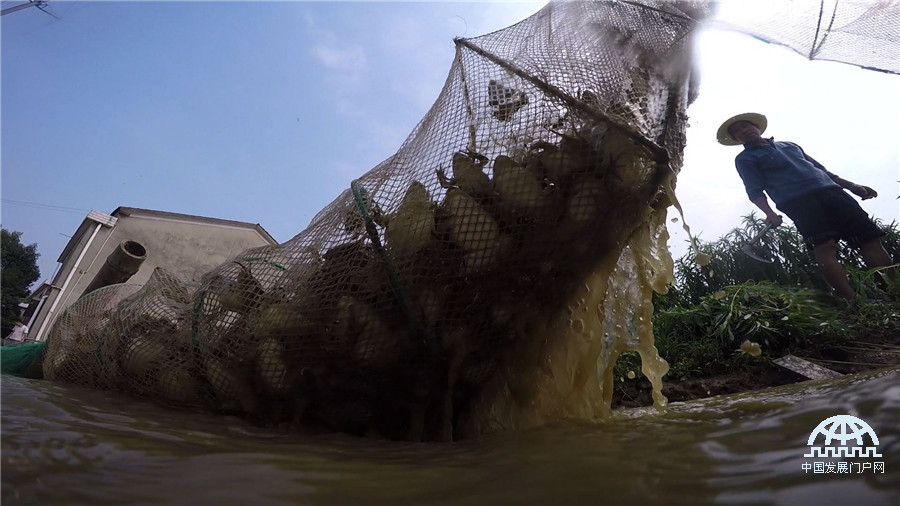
[850,184,878,200]
[752,196,783,228]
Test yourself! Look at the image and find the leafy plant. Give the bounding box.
[616,217,899,388]
[666,214,900,305]
[1,229,41,335]
[651,282,847,378]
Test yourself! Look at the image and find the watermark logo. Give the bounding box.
[802,415,885,474]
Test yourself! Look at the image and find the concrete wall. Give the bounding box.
[96,213,273,286]
[28,220,111,341]
[30,211,276,341]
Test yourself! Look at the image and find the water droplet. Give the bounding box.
[571,319,585,333]
[739,340,762,357]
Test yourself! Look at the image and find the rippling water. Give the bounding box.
[3,368,898,505]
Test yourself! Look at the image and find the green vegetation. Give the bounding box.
[614,215,899,390]
[1,229,41,335]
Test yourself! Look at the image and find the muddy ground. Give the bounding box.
[611,330,900,409]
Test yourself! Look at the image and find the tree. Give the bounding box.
[1,228,40,334]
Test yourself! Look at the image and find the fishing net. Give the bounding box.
[43,0,702,440]
[710,0,900,74]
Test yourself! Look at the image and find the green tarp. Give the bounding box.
[1,341,45,377]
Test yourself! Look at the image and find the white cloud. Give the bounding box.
[310,44,368,73]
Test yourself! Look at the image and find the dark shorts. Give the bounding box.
[778,187,884,248]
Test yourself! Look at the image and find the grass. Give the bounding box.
[613,216,900,391]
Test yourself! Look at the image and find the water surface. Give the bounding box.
[3,369,898,505]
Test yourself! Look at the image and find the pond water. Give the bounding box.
[2,368,898,505]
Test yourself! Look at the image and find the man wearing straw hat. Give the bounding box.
[717,112,895,300]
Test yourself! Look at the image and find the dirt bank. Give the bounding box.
[611,330,900,409]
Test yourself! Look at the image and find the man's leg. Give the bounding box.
[859,238,897,280]
[813,239,855,300]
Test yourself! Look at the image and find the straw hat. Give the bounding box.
[716,112,767,146]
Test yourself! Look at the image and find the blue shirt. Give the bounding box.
[735,138,840,206]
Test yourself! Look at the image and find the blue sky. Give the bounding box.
[2,1,898,287]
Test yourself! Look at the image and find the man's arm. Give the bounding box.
[735,157,782,225]
[751,196,783,227]
[791,142,878,200]
[828,174,878,200]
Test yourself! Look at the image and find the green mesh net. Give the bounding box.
[1,342,46,377]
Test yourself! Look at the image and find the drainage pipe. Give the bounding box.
[80,240,147,297]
